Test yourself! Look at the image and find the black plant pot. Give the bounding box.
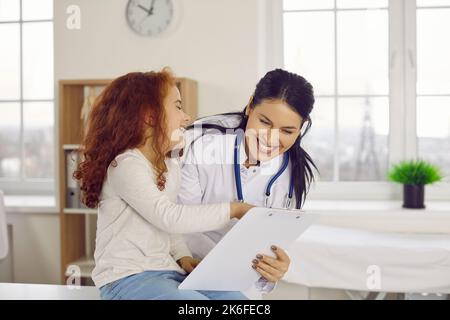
[403,184,425,209]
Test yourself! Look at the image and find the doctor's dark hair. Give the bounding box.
[189,69,318,209]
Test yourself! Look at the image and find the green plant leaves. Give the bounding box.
[387,160,443,185]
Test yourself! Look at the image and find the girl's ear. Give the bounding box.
[144,113,155,126]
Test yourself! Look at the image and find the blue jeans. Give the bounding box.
[99,270,248,300]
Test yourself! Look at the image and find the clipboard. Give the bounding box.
[178,207,318,291]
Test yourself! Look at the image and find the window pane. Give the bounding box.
[283,0,334,11]
[302,98,335,181]
[417,97,450,182]
[22,22,54,99]
[0,0,19,21]
[337,10,388,95]
[23,102,54,179]
[417,9,450,95]
[22,0,53,20]
[0,23,20,99]
[0,103,20,178]
[284,12,334,95]
[338,97,389,181]
[337,0,388,9]
[417,0,450,7]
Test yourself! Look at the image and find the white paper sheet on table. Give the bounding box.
[178,207,318,291]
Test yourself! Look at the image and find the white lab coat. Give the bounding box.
[177,115,295,297]
[178,125,294,257]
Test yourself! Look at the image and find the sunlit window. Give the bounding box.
[283,0,389,182]
[0,0,54,192]
[417,0,450,182]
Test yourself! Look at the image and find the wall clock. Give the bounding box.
[126,0,174,36]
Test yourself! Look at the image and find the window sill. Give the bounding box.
[303,199,450,212]
[4,195,57,214]
[303,200,450,234]
[3,196,448,217]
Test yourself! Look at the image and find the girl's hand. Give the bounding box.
[230,202,255,219]
[251,245,290,282]
[177,256,201,274]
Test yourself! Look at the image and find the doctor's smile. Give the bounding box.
[244,101,303,164]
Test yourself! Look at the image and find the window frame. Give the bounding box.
[0,0,54,196]
[260,0,449,200]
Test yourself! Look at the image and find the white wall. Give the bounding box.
[55,0,262,116]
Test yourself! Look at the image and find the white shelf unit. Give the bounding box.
[62,144,81,150]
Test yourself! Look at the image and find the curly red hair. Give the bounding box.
[74,69,176,208]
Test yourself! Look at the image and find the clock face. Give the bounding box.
[126,0,174,36]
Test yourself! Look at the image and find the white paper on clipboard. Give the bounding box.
[178,207,318,291]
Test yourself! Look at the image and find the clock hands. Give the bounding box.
[149,0,156,15]
[137,4,151,14]
[137,0,155,16]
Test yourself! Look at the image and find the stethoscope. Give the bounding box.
[233,133,294,209]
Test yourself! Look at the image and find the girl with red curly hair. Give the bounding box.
[74,69,252,300]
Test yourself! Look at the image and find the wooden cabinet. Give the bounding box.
[58,78,197,284]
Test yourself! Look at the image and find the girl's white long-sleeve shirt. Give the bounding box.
[91,149,230,289]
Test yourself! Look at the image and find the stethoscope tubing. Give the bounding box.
[233,134,294,207]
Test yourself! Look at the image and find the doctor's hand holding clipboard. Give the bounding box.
[178,69,317,292]
[250,244,291,283]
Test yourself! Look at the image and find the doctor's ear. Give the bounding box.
[299,119,310,137]
[244,95,254,117]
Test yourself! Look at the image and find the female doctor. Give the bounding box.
[177,69,317,294]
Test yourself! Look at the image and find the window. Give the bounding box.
[416,0,450,182]
[0,0,54,195]
[275,0,449,198]
[283,0,389,182]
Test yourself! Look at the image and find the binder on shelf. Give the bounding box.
[66,188,78,209]
[65,150,86,209]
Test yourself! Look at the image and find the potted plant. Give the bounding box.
[388,160,443,209]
